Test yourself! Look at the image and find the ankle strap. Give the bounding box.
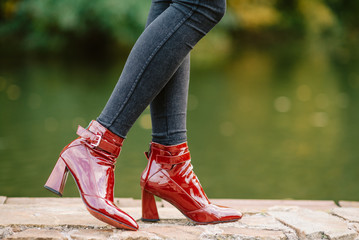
[155,151,191,166]
[77,126,121,156]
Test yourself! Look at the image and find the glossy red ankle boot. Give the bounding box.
[140,142,242,224]
[44,120,138,230]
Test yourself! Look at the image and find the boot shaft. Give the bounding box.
[141,142,210,212]
[77,120,124,158]
[140,142,242,223]
[60,120,125,201]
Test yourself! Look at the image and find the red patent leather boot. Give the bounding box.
[140,142,242,224]
[44,120,138,230]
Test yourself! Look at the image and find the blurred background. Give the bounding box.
[0,0,358,201]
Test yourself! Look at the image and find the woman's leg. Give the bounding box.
[97,0,226,139]
[150,55,190,145]
[146,0,191,145]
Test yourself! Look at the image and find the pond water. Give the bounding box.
[0,38,358,201]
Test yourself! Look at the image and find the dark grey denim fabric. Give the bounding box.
[97,0,226,145]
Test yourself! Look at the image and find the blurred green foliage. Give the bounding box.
[1,0,359,200]
[0,0,151,53]
[0,0,358,54]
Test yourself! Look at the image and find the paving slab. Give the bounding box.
[67,229,115,240]
[5,197,83,206]
[110,229,160,240]
[114,198,141,207]
[0,227,13,239]
[142,225,203,240]
[340,201,359,208]
[156,207,185,219]
[332,208,359,223]
[268,206,358,239]
[5,228,66,240]
[0,203,140,228]
[6,197,158,208]
[0,203,106,228]
[2,197,358,240]
[218,227,287,240]
[352,223,359,233]
[240,213,298,239]
[209,199,338,213]
[240,213,284,228]
[197,220,291,240]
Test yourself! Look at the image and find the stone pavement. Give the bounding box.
[0,197,359,239]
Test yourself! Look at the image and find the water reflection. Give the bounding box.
[0,39,358,201]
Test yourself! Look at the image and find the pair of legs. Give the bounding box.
[97,0,226,145]
[45,0,242,231]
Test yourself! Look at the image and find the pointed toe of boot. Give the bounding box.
[186,204,242,224]
[212,204,242,222]
[84,195,139,230]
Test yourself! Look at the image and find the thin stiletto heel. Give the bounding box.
[141,189,160,222]
[44,157,69,196]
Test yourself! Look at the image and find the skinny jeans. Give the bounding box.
[97,0,226,145]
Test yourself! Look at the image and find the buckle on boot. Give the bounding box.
[77,125,121,156]
[91,134,102,148]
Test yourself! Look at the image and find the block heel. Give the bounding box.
[141,189,160,222]
[44,157,69,196]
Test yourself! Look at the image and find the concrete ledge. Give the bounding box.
[0,196,6,205]
[339,201,359,208]
[0,197,358,239]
